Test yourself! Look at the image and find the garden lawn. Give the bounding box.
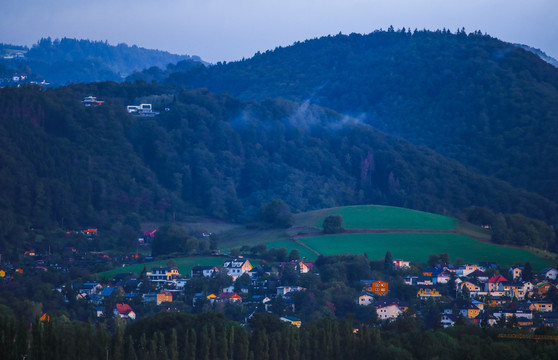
[300,232,551,270]
[96,256,224,279]
[322,205,457,230]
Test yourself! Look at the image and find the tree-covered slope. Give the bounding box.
[0,38,203,85]
[168,29,558,205]
[1,82,556,255]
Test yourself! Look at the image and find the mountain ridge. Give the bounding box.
[166,29,558,206]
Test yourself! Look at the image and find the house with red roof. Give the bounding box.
[114,303,136,320]
[485,275,507,293]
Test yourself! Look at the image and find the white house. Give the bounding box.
[146,267,181,286]
[376,303,403,320]
[540,268,558,280]
[223,258,253,280]
[357,292,374,306]
[393,259,410,270]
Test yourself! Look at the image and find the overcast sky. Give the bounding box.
[2,0,557,64]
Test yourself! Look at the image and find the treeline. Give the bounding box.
[464,207,557,251]
[0,38,202,85]
[2,312,558,360]
[1,83,557,256]
[168,29,558,207]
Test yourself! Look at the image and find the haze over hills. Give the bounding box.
[0,38,204,85]
[167,29,558,207]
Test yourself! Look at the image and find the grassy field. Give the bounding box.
[317,205,458,230]
[129,205,553,273]
[264,240,319,261]
[96,256,224,280]
[299,232,552,270]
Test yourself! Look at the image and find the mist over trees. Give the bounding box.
[1,79,557,254]
[169,29,558,208]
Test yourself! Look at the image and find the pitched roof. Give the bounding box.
[115,303,132,315]
[375,298,407,309]
[467,270,487,278]
[487,275,508,283]
[223,259,249,268]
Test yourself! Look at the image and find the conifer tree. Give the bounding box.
[169,329,179,360]
[126,335,138,360]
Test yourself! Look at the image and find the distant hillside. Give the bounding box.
[0,38,204,85]
[515,43,558,68]
[168,29,558,206]
[1,82,557,255]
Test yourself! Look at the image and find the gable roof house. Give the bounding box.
[433,270,452,284]
[502,282,526,300]
[357,292,375,306]
[509,266,524,281]
[114,304,136,320]
[376,301,404,320]
[485,275,508,293]
[459,281,482,294]
[223,259,253,280]
[539,267,558,281]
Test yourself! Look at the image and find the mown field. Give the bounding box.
[126,205,552,274]
[319,205,458,230]
[299,232,552,270]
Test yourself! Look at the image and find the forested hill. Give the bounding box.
[1,82,556,252]
[167,29,558,205]
[0,38,203,85]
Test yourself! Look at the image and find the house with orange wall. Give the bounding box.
[360,280,388,296]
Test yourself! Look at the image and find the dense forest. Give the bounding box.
[0,38,203,85]
[167,29,558,206]
[2,312,558,360]
[1,81,557,256]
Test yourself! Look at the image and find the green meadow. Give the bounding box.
[123,205,552,275]
[265,240,319,261]
[299,232,552,270]
[96,256,223,280]
[320,205,458,230]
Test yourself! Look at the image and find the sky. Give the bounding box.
[2,0,557,64]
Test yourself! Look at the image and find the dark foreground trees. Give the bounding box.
[2,312,558,360]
